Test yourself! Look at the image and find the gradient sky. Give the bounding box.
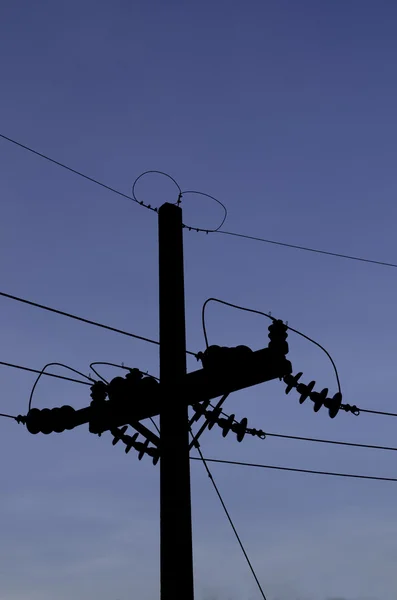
[1,1,397,599]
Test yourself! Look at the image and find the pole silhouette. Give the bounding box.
[158,203,194,600]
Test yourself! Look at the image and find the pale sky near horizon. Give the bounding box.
[1,1,397,599]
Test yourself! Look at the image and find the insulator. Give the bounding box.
[137,439,150,460]
[145,445,159,461]
[190,402,209,424]
[246,427,266,439]
[51,408,62,427]
[62,405,77,431]
[311,388,328,412]
[139,377,160,396]
[51,405,76,433]
[90,381,107,402]
[40,408,53,435]
[111,426,128,445]
[234,346,253,362]
[190,404,202,424]
[327,392,342,418]
[124,432,139,454]
[125,369,143,383]
[25,408,42,435]
[284,372,303,394]
[296,381,315,404]
[231,417,248,442]
[200,345,222,369]
[207,407,222,430]
[107,376,127,401]
[220,414,235,437]
[346,404,360,416]
[268,320,289,355]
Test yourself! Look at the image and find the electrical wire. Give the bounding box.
[359,408,397,418]
[0,133,154,211]
[0,360,91,385]
[0,290,162,348]
[192,437,267,600]
[215,230,397,269]
[89,361,132,382]
[213,404,397,451]
[28,363,94,411]
[3,131,397,270]
[1,354,395,433]
[180,190,228,232]
[132,170,182,211]
[191,457,397,482]
[0,290,198,357]
[202,297,341,394]
[0,412,20,421]
[89,361,160,381]
[265,431,397,452]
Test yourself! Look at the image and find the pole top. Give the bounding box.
[158,202,182,215]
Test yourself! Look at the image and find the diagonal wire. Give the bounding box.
[0,290,198,356]
[191,457,397,482]
[0,290,160,346]
[264,431,397,452]
[0,360,91,385]
[0,412,21,420]
[209,403,397,451]
[192,438,267,600]
[216,230,397,269]
[2,132,397,270]
[0,133,143,206]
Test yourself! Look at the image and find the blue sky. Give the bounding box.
[1,1,397,598]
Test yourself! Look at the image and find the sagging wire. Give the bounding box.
[0,359,91,385]
[132,170,182,212]
[179,190,228,232]
[191,456,397,482]
[190,431,268,600]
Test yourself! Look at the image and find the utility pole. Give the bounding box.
[23,203,332,599]
[158,203,194,600]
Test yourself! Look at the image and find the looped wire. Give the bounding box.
[132,171,182,212]
[180,190,228,233]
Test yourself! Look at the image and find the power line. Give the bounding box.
[180,190,228,232]
[359,407,397,418]
[0,133,147,208]
[0,290,159,345]
[0,411,20,420]
[209,403,397,451]
[1,132,396,271]
[191,457,397,482]
[264,431,397,453]
[216,230,397,269]
[192,439,267,600]
[0,360,91,385]
[0,290,198,357]
[1,355,395,426]
[1,356,396,425]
